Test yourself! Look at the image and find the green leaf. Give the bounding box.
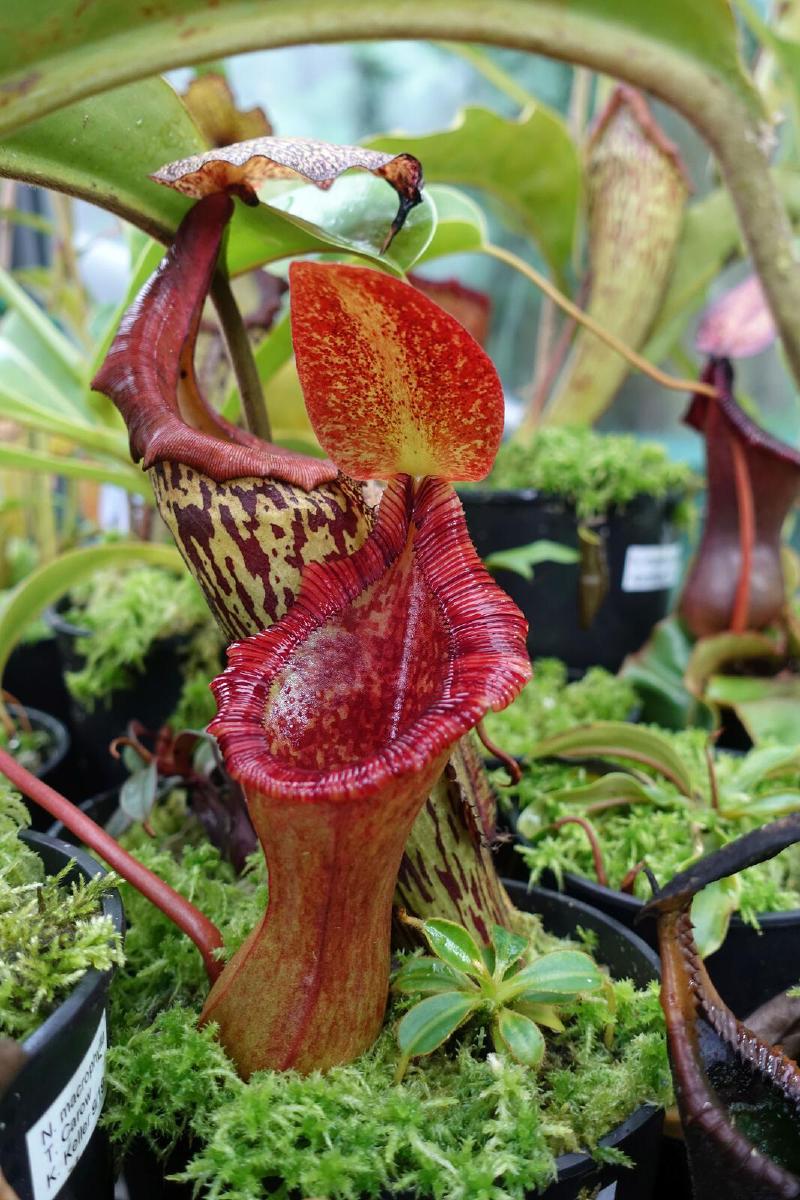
[367,104,580,281]
[729,746,800,792]
[416,186,487,262]
[0,378,130,461]
[483,540,579,582]
[501,950,603,1004]
[545,771,673,811]
[734,791,800,821]
[270,174,436,273]
[0,78,419,278]
[0,542,183,681]
[691,875,741,959]
[0,443,150,496]
[530,720,694,797]
[221,309,292,423]
[0,265,82,379]
[392,957,473,996]
[685,631,783,699]
[0,2,760,143]
[493,1007,545,1068]
[621,616,714,732]
[490,925,528,980]
[421,918,489,979]
[119,759,158,824]
[396,991,479,1060]
[707,675,800,746]
[509,1001,565,1033]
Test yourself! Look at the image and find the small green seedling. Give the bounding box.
[392,916,603,1080]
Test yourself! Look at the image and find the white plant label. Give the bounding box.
[621,543,681,593]
[25,1012,107,1200]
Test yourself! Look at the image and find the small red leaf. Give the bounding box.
[289,262,505,482]
[93,194,335,491]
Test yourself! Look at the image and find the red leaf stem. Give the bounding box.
[0,747,224,983]
[552,815,608,887]
[729,433,755,634]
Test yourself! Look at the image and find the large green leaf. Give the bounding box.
[367,104,579,281]
[493,1008,545,1068]
[391,957,472,995]
[0,2,760,142]
[422,918,488,978]
[620,616,715,731]
[690,875,740,959]
[0,542,182,680]
[0,77,428,277]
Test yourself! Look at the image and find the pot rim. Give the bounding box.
[6,703,70,779]
[559,867,800,930]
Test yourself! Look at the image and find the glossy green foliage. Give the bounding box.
[393,917,601,1075]
[483,540,579,582]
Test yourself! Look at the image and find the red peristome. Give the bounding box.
[204,475,530,1075]
[679,358,800,637]
[289,261,505,482]
[93,194,336,491]
[211,475,530,804]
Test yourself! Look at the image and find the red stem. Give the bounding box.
[730,434,755,634]
[619,860,647,894]
[552,815,608,887]
[0,747,224,983]
[475,720,521,784]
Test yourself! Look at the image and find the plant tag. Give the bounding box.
[25,1013,107,1200]
[621,543,681,593]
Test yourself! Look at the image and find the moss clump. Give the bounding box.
[483,659,637,759]
[0,784,123,1042]
[486,428,692,520]
[64,565,223,724]
[511,730,800,925]
[104,799,669,1200]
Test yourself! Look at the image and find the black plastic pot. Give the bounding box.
[459,489,682,671]
[122,883,662,1200]
[5,704,71,833]
[2,634,74,730]
[0,830,124,1200]
[540,869,799,1018]
[46,604,189,799]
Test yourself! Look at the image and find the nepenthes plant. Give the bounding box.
[0,145,534,1077]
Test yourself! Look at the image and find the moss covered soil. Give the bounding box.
[103,802,670,1200]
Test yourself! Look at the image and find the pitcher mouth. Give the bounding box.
[210,474,530,806]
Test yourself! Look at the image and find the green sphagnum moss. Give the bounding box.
[104,795,669,1200]
[0,784,123,1042]
[487,428,693,521]
[64,565,223,726]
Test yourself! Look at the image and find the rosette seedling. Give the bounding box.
[392,916,602,1079]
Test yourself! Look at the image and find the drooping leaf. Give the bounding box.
[483,539,579,582]
[679,358,800,637]
[0,443,149,496]
[546,86,689,426]
[289,261,504,482]
[490,925,528,979]
[684,628,784,699]
[493,1008,545,1068]
[501,950,603,1005]
[397,992,480,1061]
[690,875,741,959]
[696,274,776,360]
[529,720,694,797]
[544,771,669,811]
[730,745,800,791]
[152,135,423,251]
[367,104,580,281]
[391,957,473,996]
